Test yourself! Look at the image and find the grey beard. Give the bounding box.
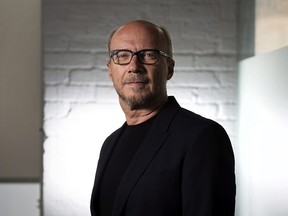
[118,91,156,110]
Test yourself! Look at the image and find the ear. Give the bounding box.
[166,59,174,80]
[107,60,113,81]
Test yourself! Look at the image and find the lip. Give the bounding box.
[125,79,148,84]
[125,81,148,88]
[123,76,149,86]
[126,81,147,85]
[127,81,146,84]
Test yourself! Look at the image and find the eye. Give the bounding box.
[116,51,131,59]
[142,51,157,59]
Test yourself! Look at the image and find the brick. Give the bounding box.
[44,35,70,52]
[43,118,66,137]
[44,102,71,119]
[218,37,237,54]
[218,103,238,120]
[94,52,109,69]
[169,70,219,87]
[69,35,107,52]
[216,120,237,137]
[44,86,58,102]
[44,85,96,102]
[216,71,237,87]
[167,87,197,105]
[173,37,219,54]
[191,103,219,120]
[43,4,67,21]
[45,52,95,69]
[60,85,96,102]
[70,68,111,85]
[68,103,124,131]
[44,20,89,35]
[95,86,119,104]
[169,3,219,21]
[196,87,236,104]
[173,55,194,68]
[44,69,69,84]
[214,21,237,38]
[194,55,237,70]
[219,0,238,21]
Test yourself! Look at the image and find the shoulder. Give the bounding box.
[175,106,223,131]
[172,107,233,159]
[169,105,230,144]
[160,96,228,136]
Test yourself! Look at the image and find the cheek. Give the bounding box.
[109,73,120,87]
[108,65,122,84]
[149,72,167,91]
[155,60,171,79]
[108,70,116,82]
[111,73,127,93]
[152,66,169,83]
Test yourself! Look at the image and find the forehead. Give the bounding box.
[110,22,165,50]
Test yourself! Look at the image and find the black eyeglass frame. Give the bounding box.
[109,49,172,65]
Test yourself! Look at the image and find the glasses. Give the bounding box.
[109,49,172,65]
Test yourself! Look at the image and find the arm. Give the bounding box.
[182,122,236,216]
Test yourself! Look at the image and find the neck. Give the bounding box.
[120,97,168,125]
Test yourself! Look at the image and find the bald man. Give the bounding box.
[90,20,236,216]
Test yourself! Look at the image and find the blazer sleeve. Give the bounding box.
[181,122,236,216]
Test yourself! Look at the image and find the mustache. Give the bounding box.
[123,75,149,84]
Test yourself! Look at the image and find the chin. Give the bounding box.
[125,94,154,110]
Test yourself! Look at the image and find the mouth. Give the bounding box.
[124,77,149,86]
[123,78,149,91]
[127,80,147,84]
[126,81,148,88]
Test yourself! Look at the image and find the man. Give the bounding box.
[90,20,236,216]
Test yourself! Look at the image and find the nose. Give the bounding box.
[128,54,144,73]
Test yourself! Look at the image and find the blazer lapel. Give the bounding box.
[112,96,180,216]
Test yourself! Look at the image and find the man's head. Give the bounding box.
[108,20,174,58]
[107,20,175,110]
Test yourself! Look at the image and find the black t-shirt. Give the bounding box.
[99,116,156,216]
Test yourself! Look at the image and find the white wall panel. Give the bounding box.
[238,46,288,216]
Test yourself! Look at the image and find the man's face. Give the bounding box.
[107,22,174,110]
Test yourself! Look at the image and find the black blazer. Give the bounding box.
[90,96,236,216]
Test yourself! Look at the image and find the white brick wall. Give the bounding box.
[43,0,238,215]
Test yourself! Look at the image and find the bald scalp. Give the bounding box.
[107,20,173,58]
